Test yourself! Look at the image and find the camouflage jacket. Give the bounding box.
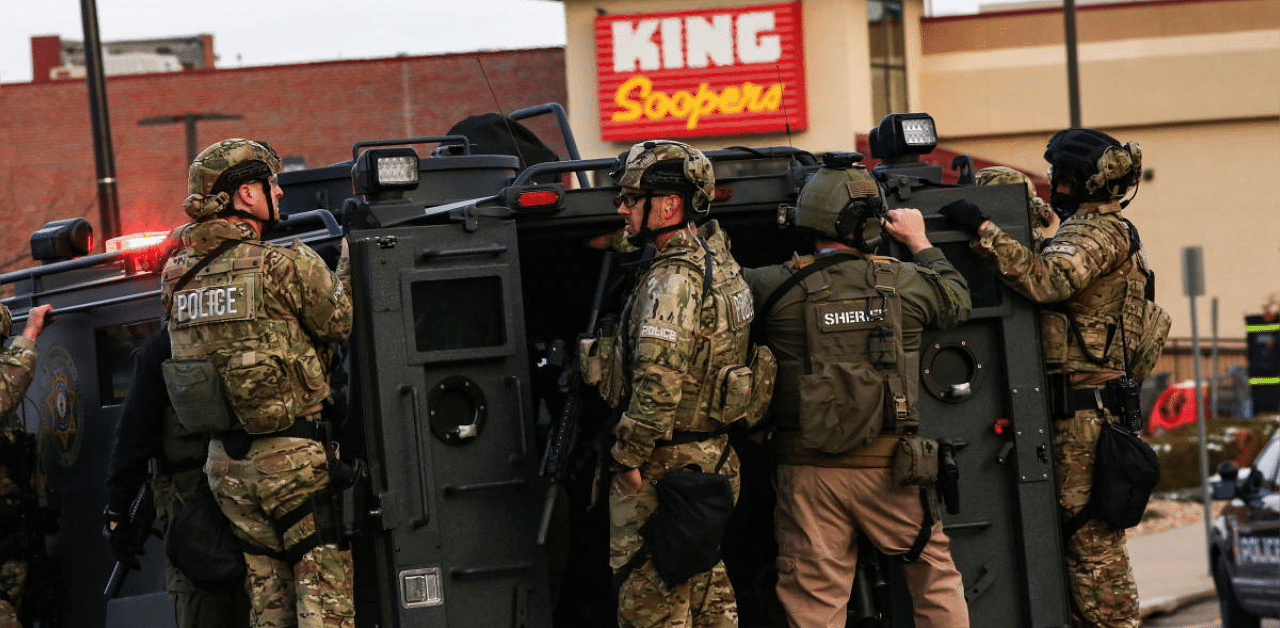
[159,219,352,432]
[0,335,36,434]
[610,220,755,470]
[971,200,1150,382]
[745,247,971,434]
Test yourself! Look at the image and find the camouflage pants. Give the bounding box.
[206,436,355,628]
[1055,408,1139,628]
[0,560,25,628]
[155,469,252,628]
[609,441,740,628]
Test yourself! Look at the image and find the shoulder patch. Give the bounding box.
[639,320,680,344]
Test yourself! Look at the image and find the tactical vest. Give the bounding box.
[773,254,917,455]
[162,240,329,434]
[1040,213,1170,381]
[655,230,757,434]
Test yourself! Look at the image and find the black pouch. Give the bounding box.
[165,483,246,588]
[1091,423,1160,529]
[1067,422,1161,535]
[643,466,735,588]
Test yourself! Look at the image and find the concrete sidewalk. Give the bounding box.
[1129,522,1217,618]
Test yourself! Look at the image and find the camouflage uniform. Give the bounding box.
[160,215,353,628]
[0,308,37,628]
[970,199,1148,627]
[745,246,972,628]
[607,221,755,628]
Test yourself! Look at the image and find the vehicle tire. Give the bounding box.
[1213,553,1261,628]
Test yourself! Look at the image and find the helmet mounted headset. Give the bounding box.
[610,140,715,245]
[184,139,283,227]
[1043,128,1142,219]
[794,152,886,254]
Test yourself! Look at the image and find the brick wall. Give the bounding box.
[0,47,566,273]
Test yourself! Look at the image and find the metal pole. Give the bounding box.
[1210,297,1220,419]
[79,0,122,242]
[1063,0,1081,127]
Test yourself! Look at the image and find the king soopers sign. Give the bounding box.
[595,2,808,141]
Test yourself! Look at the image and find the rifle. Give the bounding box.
[536,250,615,546]
[103,481,157,598]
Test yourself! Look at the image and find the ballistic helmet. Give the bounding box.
[1043,128,1142,204]
[0,305,10,340]
[610,140,715,217]
[794,152,885,252]
[184,139,282,221]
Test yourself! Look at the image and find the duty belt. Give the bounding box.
[1058,386,1125,419]
[219,417,324,459]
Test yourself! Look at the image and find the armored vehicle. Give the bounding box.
[3,105,1071,627]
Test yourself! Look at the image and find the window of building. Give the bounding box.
[868,0,907,121]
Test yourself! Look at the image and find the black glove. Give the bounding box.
[103,509,141,569]
[939,199,989,236]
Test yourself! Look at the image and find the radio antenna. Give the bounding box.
[475,56,528,168]
[775,65,794,149]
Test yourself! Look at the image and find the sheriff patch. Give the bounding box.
[172,281,255,327]
[816,299,885,332]
[639,322,679,343]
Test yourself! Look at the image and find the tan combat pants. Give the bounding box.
[773,464,969,628]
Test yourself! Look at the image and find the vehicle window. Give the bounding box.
[411,276,505,352]
[95,320,161,406]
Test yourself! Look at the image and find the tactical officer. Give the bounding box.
[104,325,249,628]
[0,303,54,628]
[940,129,1167,628]
[159,139,354,628]
[595,140,762,628]
[744,154,971,628]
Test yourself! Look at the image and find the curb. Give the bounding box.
[1139,589,1217,619]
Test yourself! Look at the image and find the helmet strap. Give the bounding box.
[626,194,687,246]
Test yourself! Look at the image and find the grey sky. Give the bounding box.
[2,0,1007,84]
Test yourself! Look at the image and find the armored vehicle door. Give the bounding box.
[878,176,1070,627]
[348,214,551,628]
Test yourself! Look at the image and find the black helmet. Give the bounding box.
[1043,128,1142,206]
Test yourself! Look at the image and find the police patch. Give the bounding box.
[1043,243,1077,256]
[816,298,885,332]
[639,321,679,344]
[172,279,255,327]
[727,288,754,329]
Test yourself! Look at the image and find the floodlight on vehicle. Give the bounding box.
[353,147,420,197]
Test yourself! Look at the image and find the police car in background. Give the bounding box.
[1210,430,1280,628]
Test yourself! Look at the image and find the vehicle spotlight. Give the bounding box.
[352,147,421,198]
[31,218,93,263]
[868,112,942,182]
